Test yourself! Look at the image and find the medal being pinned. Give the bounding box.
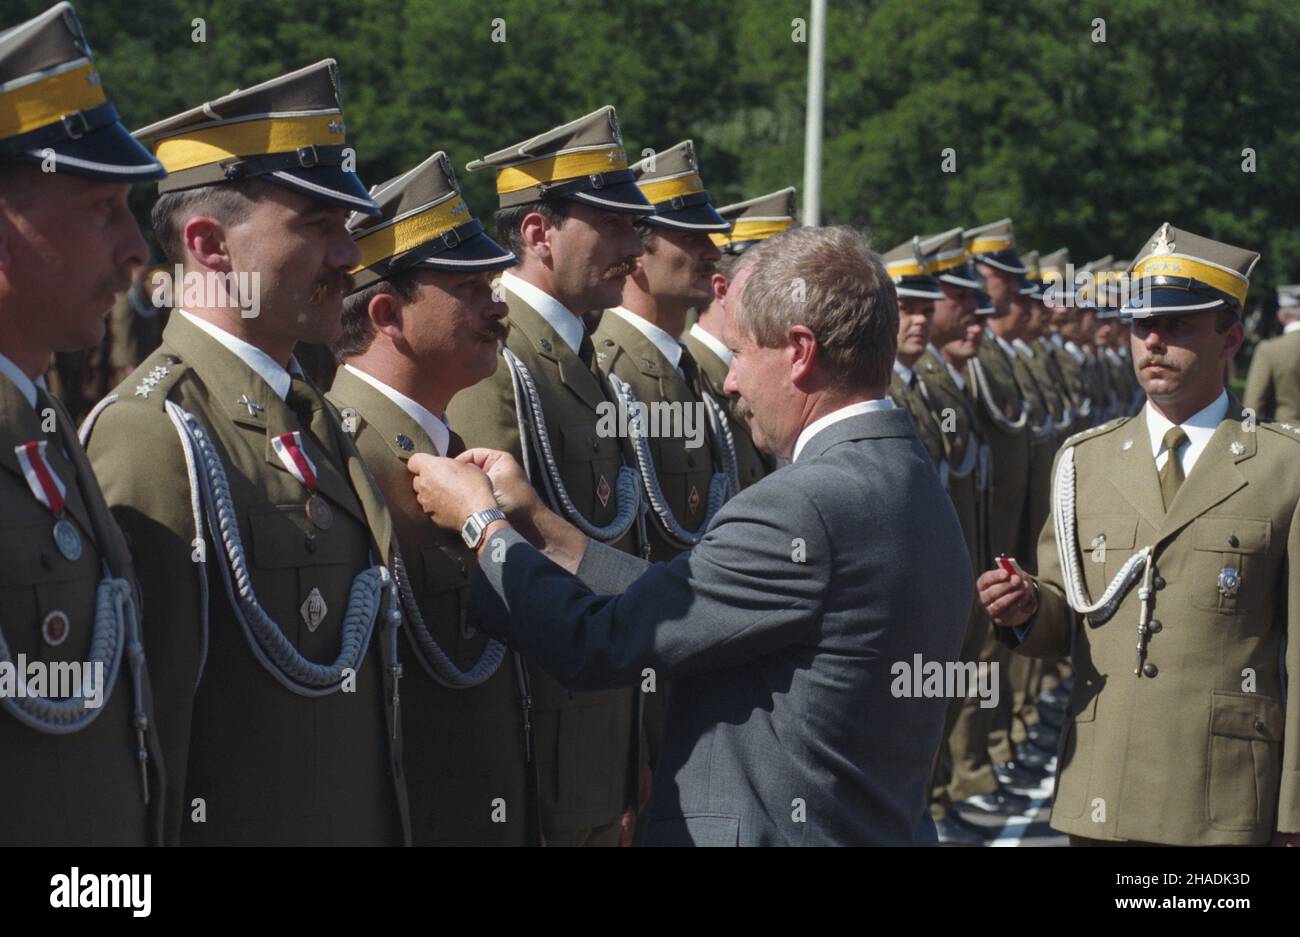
[271,431,333,529]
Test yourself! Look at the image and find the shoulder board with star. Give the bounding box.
[118,353,188,408]
[1258,418,1300,443]
[1063,415,1130,449]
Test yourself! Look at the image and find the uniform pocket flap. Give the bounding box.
[420,545,471,593]
[1210,690,1283,741]
[1192,517,1270,555]
[1077,515,1138,550]
[560,422,621,463]
[249,506,353,568]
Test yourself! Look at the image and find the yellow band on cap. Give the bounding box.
[930,253,967,273]
[886,260,929,277]
[0,62,108,139]
[352,196,471,273]
[716,218,793,246]
[153,114,346,173]
[1132,254,1247,306]
[638,173,703,206]
[968,236,1013,253]
[495,146,627,195]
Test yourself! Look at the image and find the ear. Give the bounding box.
[368,290,404,341]
[710,272,728,303]
[1222,319,1246,361]
[182,215,232,272]
[519,211,553,265]
[787,324,820,386]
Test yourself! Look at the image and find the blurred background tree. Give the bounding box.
[5,0,1296,340]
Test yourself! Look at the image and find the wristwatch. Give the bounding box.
[460,507,506,549]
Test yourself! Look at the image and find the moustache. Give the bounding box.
[309,271,355,305]
[474,319,509,342]
[603,258,637,280]
[1138,356,1178,372]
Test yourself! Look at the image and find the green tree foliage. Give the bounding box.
[4,0,1295,326]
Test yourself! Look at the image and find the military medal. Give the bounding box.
[15,441,82,561]
[41,609,70,647]
[271,431,333,530]
[1217,567,1241,598]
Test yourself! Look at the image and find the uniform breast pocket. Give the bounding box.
[0,519,99,652]
[248,507,362,620]
[558,422,623,523]
[656,440,710,528]
[1076,515,1138,591]
[1189,517,1270,615]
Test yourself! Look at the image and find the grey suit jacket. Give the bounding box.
[471,409,973,845]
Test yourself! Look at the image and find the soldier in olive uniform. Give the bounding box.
[445,107,651,846]
[684,187,797,490]
[981,225,1300,846]
[1040,248,1095,433]
[0,2,167,846]
[85,62,411,846]
[1244,286,1300,423]
[1080,258,1123,422]
[327,151,533,845]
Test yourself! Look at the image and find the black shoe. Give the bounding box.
[994,760,1047,794]
[1028,722,1060,748]
[1015,742,1056,770]
[958,786,1031,816]
[935,815,988,846]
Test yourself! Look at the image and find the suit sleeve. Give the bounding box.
[1279,488,1300,833]
[1242,344,1276,420]
[575,539,652,595]
[999,447,1074,659]
[86,400,202,846]
[469,482,829,690]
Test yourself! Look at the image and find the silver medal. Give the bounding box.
[52,518,82,562]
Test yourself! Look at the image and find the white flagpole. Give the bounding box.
[803,0,826,225]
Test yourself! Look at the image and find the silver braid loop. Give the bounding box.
[166,402,386,696]
[702,393,740,498]
[1052,445,1151,623]
[970,358,1028,432]
[945,430,980,481]
[390,547,506,689]
[608,373,728,550]
[0,576,129,733]
[503,348,641,544]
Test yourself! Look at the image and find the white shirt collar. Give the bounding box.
[792,398,894,462]
[1012,337,1036,358]
[342,364,450,456]
[689,321,732,367]
[500,270,584,356]
[0,351,38,410]
[609,306,683,369]
[1050,333,1065,348]
[893,359,915,384]
[987,328,1017,358]
[179,309,301,401]
[1283,320,1300,335]
[1146,389,1229,476]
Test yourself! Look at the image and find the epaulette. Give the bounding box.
[1062,415,1130,449]
[116,352,189,408]
[1258,419,1300,442]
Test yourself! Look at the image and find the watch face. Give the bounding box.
[461,516,481,548]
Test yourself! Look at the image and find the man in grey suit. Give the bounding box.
[409,226,973,845]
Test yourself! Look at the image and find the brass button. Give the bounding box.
[686,455,696,468]
[1142,662,1158,678]
[1148,619,1162,634]
[304,535,317,554]
[592,439,600,452]
[39,553,54,572]
[1254,720,1267,734]
[1228,534,1239,548]
[1153,575,1166,590]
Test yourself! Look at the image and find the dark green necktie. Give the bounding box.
[1158,426,1189,510]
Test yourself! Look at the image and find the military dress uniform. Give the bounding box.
[0,2,167,846]
[327,151,532,846]
[85,63,411,846]
[446,107,651,846]
[1244,287,1300,422]
[1006,225,1299,845]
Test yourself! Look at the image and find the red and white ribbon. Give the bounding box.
[271,431,318,493]
[15,441,66,516]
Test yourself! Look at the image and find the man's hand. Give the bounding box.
[456,448,540,522]
[407,453,499,532]
[977,567,1038,629]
